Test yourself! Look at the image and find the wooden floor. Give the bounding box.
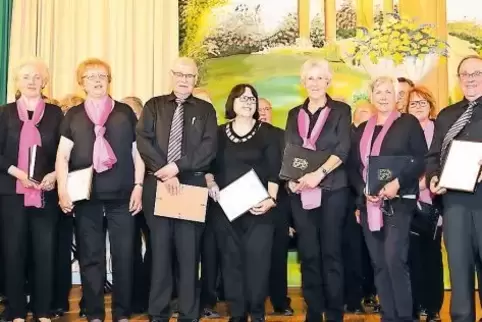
[52,287,480,321]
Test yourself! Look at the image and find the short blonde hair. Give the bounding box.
[300,58,332,81]
[60,94,84,113]
[76,58,112,85]
[13,57,50,87]
[122,96,143,116]
[369,76,399,95]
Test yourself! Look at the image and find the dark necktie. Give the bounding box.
[440,100,478,165]
[167,98,185,163]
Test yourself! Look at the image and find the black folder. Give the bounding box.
[366,155,415,196]
[279,143,333,189]
[28,145,49,184]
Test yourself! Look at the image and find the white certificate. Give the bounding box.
[67,167,94,202]
[218,169,269,222]
[439,140,482,192]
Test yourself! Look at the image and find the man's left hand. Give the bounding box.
[129,185,143,215]
[155,162,179,181]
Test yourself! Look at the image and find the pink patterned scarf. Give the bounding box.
[16,97,45,208]
[419,120,435,204]
[359,111,400,231]
[297,106,331,210]
[84,96,117,173]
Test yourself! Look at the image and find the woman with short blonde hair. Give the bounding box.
[0,58,63,322]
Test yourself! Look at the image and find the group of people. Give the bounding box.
[0,53,481,322]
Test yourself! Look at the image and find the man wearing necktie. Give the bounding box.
[426,55,482,322]
[136,57,218,322]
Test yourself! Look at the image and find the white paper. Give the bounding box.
[218,169,269,221]
[439,140,482,192]
[67,167,93,202]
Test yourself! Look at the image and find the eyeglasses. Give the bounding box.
[172,71,196,80]
[458,71,482,79]
[238,96,257,104]
[409,100,429,108]
[83,74,108,81]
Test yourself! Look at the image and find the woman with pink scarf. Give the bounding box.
[405,86,443,322]
[0,59,62,322]
[55,58,144,322]
[348,76,427,322]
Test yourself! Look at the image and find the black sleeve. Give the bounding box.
[59,108,73,140]
[397,116,428,190]
[126,105,138,142]
[284,109,297,146]
[333,105,352,163]
[347,125,365,199]
[265,126,282,184]
[207,126,224,175]
[53,106,64,147]
[175,105,218,172]
[425,114,446,185]
[0,107,14,171]
[136,98,165,172]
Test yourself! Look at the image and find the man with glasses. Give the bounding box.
[136,57,218,322]
[426,55,482,322]
[397,77,415,112]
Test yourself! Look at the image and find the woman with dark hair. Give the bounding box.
[205,84,281,322]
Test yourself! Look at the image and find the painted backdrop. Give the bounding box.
[179,0,482,289]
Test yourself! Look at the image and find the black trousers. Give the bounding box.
[476,256,482,307]
[143,174,204,321]
[269,194,291,310]
[75,199,134,321]
[213,205,273,319]
[291,188,348,322]
[443,203,482,322]
[408,230,444,314]
[0,194,59,320]
[361,199,414,322]
[52,213,74,311]
[200,204,222,310]
[132,211,151,311]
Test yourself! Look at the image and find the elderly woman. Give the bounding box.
[405,86,442,322]
[0,59,63,322]
[284,59,351,322]
[349,76,427,322]
[205,83,280,322]
[56,58,145,322]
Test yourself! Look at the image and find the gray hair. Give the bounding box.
[369,76,399,95]
[13,57,50,87]
[300,58,332,81]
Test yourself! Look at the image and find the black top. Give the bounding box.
[349,113,427,206]
[426,96,482,209]
[136,93,218,178]
[0,102,63,195]
[60,101,137,200]
[211,121,281,190]
[284,95,352,190]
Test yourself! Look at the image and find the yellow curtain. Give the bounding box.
[7,0,179,104]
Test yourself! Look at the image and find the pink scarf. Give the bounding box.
[16,97,45,208]
[84,96,117,173]
[297,106,331,210]
[359,111,400,231]
[419,120,435,205]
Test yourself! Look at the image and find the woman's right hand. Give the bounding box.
[365,193,380,203]
[9,166,38,189]
[207,180,220,202]
[59,191,74,213]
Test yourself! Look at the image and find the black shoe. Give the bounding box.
[202,308,220,319]
[79,308,87,318]
[426,312,441,322]
[371,304,381,314]
[228,317,247,322]
[419,308,428,317]
[362,295,378,308]
[251,318,265,322]
[51,309,66,319]
[270,306,294,316]
[345,305,365,314]
[131,306,147,315]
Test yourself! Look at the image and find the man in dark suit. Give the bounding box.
[136,57,218,322]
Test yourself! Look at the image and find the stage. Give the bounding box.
[57,287,479,321]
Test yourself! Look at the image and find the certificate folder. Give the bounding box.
[279,143,332,188]
[367,155,415,195]
[28,145,49,184]
[439,140,482,192]
[154,182,208,223]
[218,169,269,222]
[67,167,93,202]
